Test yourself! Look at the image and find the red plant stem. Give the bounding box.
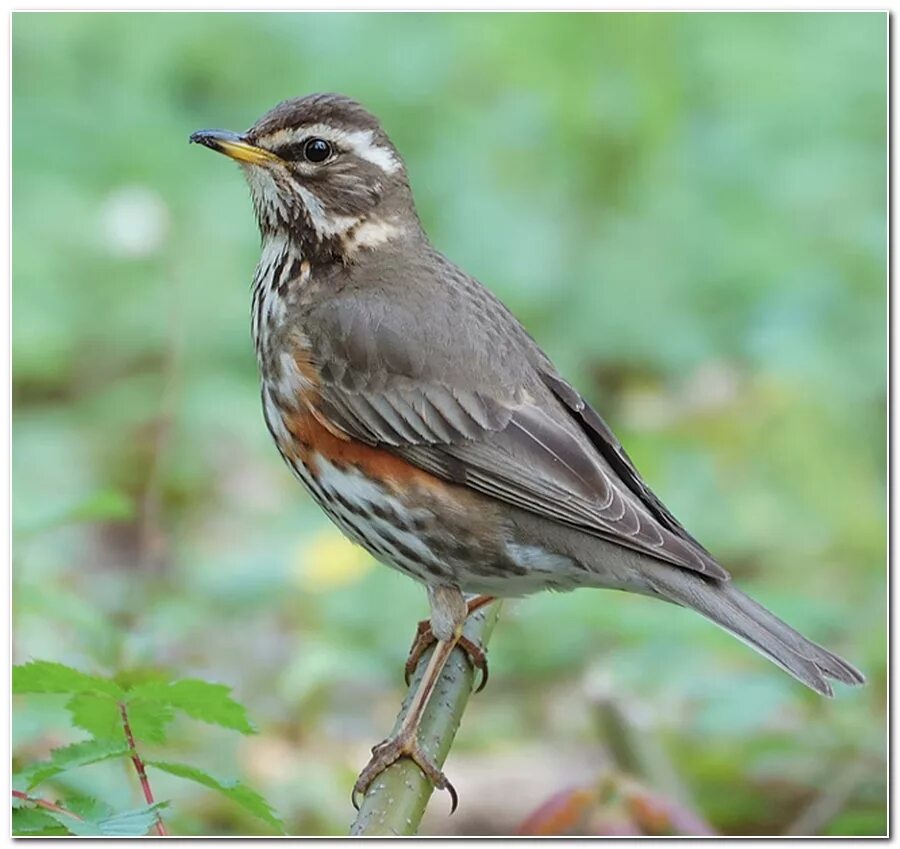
[119,702,167,837]
[12,789,83,821]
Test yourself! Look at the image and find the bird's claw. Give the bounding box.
[351,733,458,814]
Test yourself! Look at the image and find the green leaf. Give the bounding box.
[65,693,123,740]
[92,803,169,837]
[65,693,173,745]
[65,795,114,822]
[12,807,69,836]
[18,738,130,790]
[46,802,169,837]
[14,794,165,838]
[13,661,122,697]
[124,698,175,744]
[129,678,255,734]
[148,760,283,832]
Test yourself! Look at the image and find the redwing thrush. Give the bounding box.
[191,93,864,809]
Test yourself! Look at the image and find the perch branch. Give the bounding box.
[349,600,502,836]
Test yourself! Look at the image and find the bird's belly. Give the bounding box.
[262,390,588,594]
[291,454,591,596]
[262,394,495,586]
[290,451,457,586]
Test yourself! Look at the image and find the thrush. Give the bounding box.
[190,93,864,810]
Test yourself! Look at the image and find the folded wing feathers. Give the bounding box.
[313,309,728,579]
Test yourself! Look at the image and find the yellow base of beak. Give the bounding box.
[190,129,281,165]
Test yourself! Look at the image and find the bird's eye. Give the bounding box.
[303,138,332,163]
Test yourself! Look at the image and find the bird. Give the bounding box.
[190,93,864,810]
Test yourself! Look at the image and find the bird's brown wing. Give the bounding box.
[537,368,722,564]
[303,294,728,579]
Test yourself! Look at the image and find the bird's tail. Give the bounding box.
[644,568,865,697]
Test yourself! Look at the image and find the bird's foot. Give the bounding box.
[352,730,458,813]
[404,620,489,693]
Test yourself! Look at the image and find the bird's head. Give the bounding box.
[191,93,419,258]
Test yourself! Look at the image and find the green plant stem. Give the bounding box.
[349,601,502,836]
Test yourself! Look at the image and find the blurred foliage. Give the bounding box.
[12,660,281,835]
[12,11,886,836]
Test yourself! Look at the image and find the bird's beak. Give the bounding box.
[189,129,281,165]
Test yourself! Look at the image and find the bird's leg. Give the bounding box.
[353,636,460,811]
[353,587,478,812]
[405,594,494,692]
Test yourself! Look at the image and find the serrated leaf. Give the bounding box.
[65,694,171,747]
[13,661,122,697]
[94,802,169,837]
[148,760,283,832]
[124,698,175,744]
[65,692,124,740]
[45,802,169,837]
[129,679,255,734]
[64,795,114,822]
[13,807,70,836]
[19,738,130,790]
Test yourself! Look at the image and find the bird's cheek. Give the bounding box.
[334,181,386,219]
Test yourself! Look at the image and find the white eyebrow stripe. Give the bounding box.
[343,129,401,174]
[260,124,401,175]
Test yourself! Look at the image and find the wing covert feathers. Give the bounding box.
[302,291,730,578]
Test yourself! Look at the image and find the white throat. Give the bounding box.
[250,233,307,360]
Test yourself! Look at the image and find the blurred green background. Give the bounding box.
[12,11,886,836]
